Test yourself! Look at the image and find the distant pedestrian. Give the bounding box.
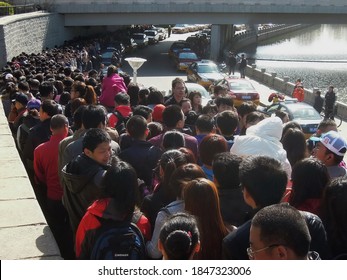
[238,54,247,78]
[168,25,172,38]
[227,52,237,75]
[313,90,324,113]
[292,79,304,102]
[324,85,336,120]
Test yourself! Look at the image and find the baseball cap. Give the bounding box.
[27,98,41,110]
[5,73,13,80]
[319,131,347,156]
[152,104,165,122]
[14,92,29,106]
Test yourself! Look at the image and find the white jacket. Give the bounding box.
[230,116,292,179]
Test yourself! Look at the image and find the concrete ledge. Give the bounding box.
[0,100,62,260]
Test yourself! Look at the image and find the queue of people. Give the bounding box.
[1,43,347,261]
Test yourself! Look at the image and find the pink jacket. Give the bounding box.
[99,74,127,107]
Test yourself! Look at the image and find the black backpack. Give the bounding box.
[113,110,131,135]
[90,216,146,260]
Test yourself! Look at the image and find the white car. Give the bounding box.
[132,33,149,48]
[144,30,160,44]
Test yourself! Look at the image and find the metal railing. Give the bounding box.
[0,4,41,16]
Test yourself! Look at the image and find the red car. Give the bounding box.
[175,50,199,71]
[213,77,260,107]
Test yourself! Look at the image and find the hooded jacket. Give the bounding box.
[61,153,109,235]
[230,116,292,179]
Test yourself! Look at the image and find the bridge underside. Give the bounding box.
[63,12,347,26]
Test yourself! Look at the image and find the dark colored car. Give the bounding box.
[168,40,191,58]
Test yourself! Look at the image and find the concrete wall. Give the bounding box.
[0,12,104,68]
[245,65,347,121]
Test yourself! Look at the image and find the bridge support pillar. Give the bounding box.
[210,24,234,61]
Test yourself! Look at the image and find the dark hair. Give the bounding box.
[215,95,234,108]
[132,105,153,120]
[171,77,185,89]
[162,130,185,151]
[212,152,242,189]
[162,105,183,128]
[317,118,337,131]
[195,114,215,134]
[138,87,149,105]
[170,163,206,199]
[251,203,311,259]
[178,147,197,164]
[114,92,130,105]
[100,161,138,216]
[147,90,164,105]
[321,177,347,257]
[282,121,302,139]
[72,105,87,130]
[213,85,227,96]
[275,110,289,122]
[237,101,257,118]
[72,81,97,105]
[289,158,329,209]
[245,111,266,127]
[215,110,239,136]
[107,65,118,77]
[82,128,111,152]
[147,121,163,140]
[82,105,107,129]
[18,81,30,92]
[70,97,87,116]
[126,115,147,139]
[159,213,200,260]
[240,156,287,208]
[199,134,228,166]
[39,81,54,97]
[59,91,71,106]
[41,99,60,117]
[281,128,308,167]
[50,114,68,130]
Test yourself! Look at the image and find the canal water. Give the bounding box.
[243,24,347,103]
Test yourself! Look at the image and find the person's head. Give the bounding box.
[240,156,287,209]
[158,213,200,260]
[188,91,202,108]
[13,92,28,110]
[71,81,97,105]
[244,111,266,130]
[215,95,234,113]
[72,105,87,130]
[183,178,227,259]
[199,134,228,167]
[114,92,130,107]
[162,130,185,151]
[152,104,165,123]
[275,110,289,123]
[315,90,321,97]
[237,101,257,127]
[213,85,227,98]
[138,87,149,105]
[39,81,54,99]
[82,128,112,165]
[162,105,185,129]
[316,118,338,136]
[171,77,186,102]
[321,177,347,256]
[195,114,215,135]
[312,130,347,166]
[107,65,118,77]
[328,85,334,92]
[50,114,69,136]
[82,105,107,129]
[39,99,60,122]
[282,121,302,139]
[281,127,308,167]
[178,147,197,164]
[179,98,192,115]
[100,161,138,217]
[215,110,239,137]
[212,152,242,189]
[18,81,30,93]
[147,90,164,106]
[249,203,311,260]
[132,105,153,123]
[126,115,148,140]
[127,82,140,107]
[170,163,206,199]
[147,121,163,140]
[158,149,188,190]
[289,158,329,209]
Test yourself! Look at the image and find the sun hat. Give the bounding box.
[319,130,347,156]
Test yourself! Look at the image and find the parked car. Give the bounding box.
[153,27,167,41]
[100,47,122,67]
[172,24,189,34]
[168,40,191,58]
[144,29,160,44]
[186,60,225,89]
[122,38,138,54]
[131,33,149,48]
[213,77,260,107]
[261,100,322,138]
[175,50,199,71]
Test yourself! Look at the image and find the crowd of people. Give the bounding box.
[1,41,347,261]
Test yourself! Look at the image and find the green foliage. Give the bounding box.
[0,2,14,16]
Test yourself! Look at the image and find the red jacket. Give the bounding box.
[33,133,67,200]
[75,198,151,259]
[107,105,132,128]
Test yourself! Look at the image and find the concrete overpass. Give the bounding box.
[34,0,347,26]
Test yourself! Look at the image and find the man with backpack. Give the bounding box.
[107,92,132,135]
[75,161,149,260]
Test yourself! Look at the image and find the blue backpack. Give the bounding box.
[90,217,146,260]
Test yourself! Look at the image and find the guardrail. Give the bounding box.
[0,4,41,16]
